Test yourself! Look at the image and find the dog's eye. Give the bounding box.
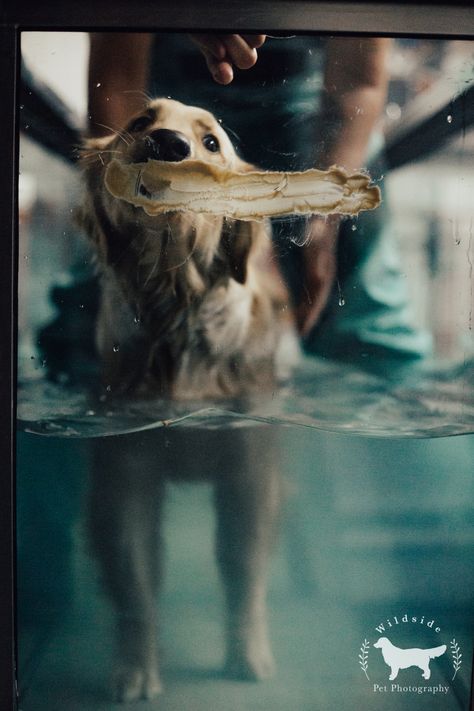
[202,134,220,153]
[128,115,153,133]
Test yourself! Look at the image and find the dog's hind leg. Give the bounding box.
[88,433,165,702]
[214,427,281,682]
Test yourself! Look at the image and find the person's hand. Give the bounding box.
[190,34,266,84]
[296,215,340,337]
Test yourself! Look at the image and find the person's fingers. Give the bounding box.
[211,60,234,85]
[190,34,226,60]
[221,34,259,70]
[199,48,234,85]
[241,34,266,49]
[189,33,265,83]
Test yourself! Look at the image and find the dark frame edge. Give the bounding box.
[4,0,474,37]
[0,21,19,711]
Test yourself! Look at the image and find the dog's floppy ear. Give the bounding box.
[220,157,264,284]
[221,218,260,285]
[76,134,118,261]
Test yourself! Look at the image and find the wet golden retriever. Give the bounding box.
[79,99,295,701]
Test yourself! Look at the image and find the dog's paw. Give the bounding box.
[225,638,276,682]
[114,665,162,703]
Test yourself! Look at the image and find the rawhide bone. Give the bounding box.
[105,159,381,221]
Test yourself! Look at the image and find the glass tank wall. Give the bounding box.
[16,31,474,710]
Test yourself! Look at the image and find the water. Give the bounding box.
[16,355,474,711]
[17,356,474,439]
[16,419,474,710]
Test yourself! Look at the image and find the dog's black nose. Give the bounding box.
[138,129,191,162]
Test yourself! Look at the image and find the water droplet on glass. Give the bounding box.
[338,296,345,307]
[106,385,112,393]
[113,344,120,353]
[133,316,141,325]
[79,304,84,309]
[351,224,357,232]
[447,114,453,123]
[85,409,95,416]
[385,102,402,121]
[20,104,24,110]
[95,82,101,88]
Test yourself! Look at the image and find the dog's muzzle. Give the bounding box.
[132,129,191,163]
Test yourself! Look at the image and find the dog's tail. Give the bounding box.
[428,645,447,659]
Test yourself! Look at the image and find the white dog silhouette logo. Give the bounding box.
[374,637,446,680]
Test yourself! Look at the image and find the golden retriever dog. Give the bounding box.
[78,99,296,702]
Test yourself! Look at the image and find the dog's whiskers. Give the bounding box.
[122,89,154,105]
[95,123,132,146]
[82,149,123,165]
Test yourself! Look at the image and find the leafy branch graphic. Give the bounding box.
[359,639,370,681]
[450,639,462,681]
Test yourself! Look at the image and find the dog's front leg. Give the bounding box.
[214,428,281,681]
[88,434,165,702]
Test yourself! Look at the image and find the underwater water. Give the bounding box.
[16,426,474,711]
[17,30,474,711]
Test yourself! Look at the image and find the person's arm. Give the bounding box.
[87,33,266,136]
[297,37,391,336]
[88,33,154,137]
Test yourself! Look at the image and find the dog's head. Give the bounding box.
[85,97,243,169]
[373,637,388,649]
[79,98,263,289]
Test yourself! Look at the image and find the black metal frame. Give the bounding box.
[1,2,473,710]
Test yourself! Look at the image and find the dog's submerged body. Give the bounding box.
[80,99,296,701]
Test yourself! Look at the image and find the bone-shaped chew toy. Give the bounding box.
[104,159,381,220]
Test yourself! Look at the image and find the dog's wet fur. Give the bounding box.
[79,99,296,701]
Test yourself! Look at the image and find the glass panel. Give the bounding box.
[17,30,474,710]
